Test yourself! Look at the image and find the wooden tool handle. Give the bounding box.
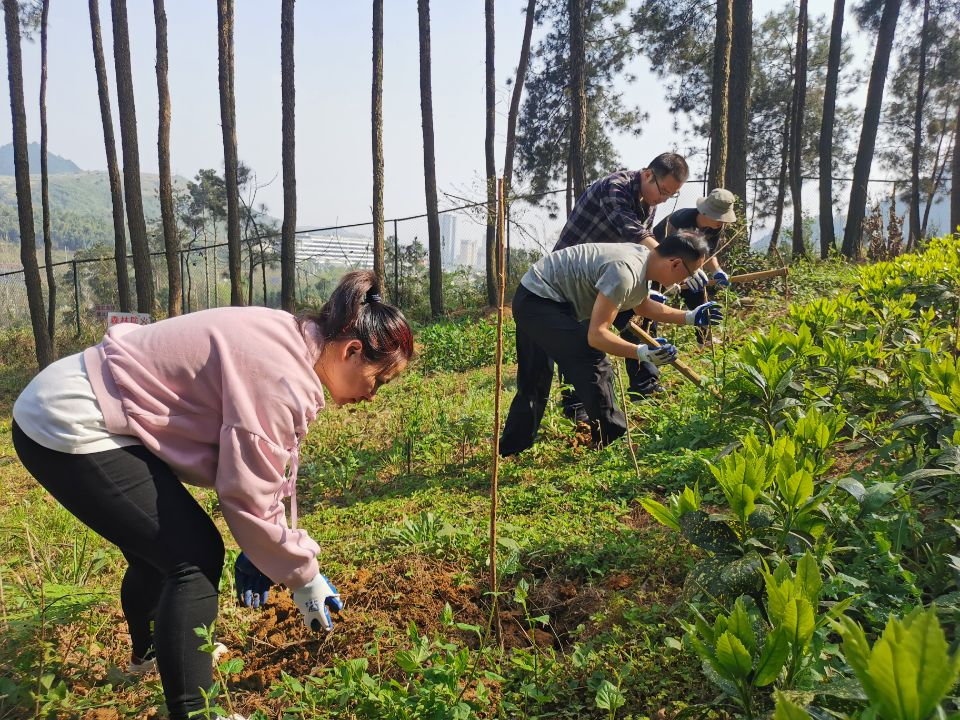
[668,265,788,293]
[728,267,788,284]
[628,318,721,398]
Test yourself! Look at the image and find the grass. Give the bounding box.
[0,257,860,719]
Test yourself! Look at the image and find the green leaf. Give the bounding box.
[680,511,739,553]
[715,631,753,680]
[795,552,822,606]
[727,597,757,653]
[754,629,790,687]
[861,482,899,513]
[640,498,680,531]
[594,680,625,711]
[774,692,812,720]
[779,469,814,509]
[837,616,879,702]
[868,618,921,720]
[900,607,960,720]
[782,597,815,649]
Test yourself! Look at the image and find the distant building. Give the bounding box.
[440,214,458,266]
[295,234,373,268]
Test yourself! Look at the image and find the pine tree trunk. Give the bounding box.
[88,0,130,312]
[842,0,902,258]
[371,0,385,298]
[708,0,732,191]
[818,0,844,258]
[725,0,751,207]
[154,0,180,317]
[769,98,792,255]
[40,0,55,345]
[502,0,535,199]
[484,0,497,306]
[568,0,587,197]
[218,0,244,305]
[111,0,154,313]
[417,0,442,317]
[907,0,929,251]
[790,0,808,258]
[4,0,52,369]
[281,0,297,311]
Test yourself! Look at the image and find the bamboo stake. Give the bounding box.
[628,318,721,398]
[489,177,506,643]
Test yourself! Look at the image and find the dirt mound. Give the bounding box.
[226,557,606,694]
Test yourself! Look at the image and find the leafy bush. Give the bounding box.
[416,316,516,374]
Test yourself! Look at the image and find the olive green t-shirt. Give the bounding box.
[520,242,650,322]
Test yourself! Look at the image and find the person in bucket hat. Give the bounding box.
[647,187,739,344]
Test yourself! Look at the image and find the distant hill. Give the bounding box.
[0,166,191,252]
[0,142,82,175]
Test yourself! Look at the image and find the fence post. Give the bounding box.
[180,251,187,314]
[393,219,399,305]
[72,259,80,336]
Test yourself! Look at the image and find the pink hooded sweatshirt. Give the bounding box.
[83,306,325,589]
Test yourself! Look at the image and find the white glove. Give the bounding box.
[685,268,710,293]
[637,339,678,366]
[292,573,343,632]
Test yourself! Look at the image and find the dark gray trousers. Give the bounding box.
[500,284,627,457]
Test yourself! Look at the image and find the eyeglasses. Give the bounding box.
[678,257,702,280]
[649,171,680,200]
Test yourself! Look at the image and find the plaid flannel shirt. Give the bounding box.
[553,170,655,251]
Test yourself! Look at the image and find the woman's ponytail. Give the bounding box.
[302,270,413,369]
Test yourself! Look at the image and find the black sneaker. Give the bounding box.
[628,381,665,400]
[562,404,590,425]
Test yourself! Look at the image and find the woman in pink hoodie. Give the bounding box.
[12,270,413,720]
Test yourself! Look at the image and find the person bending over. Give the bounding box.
[649,187,738,346]
[552,152,690,414]
[499,230,721,457]
[12,270,413,720]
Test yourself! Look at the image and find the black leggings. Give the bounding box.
[12,422,224,720]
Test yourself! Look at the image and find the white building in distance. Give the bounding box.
[295,234,373,268]
[440,214,458,266]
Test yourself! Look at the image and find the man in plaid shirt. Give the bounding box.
[553,152,690,420]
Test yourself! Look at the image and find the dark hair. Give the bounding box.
[301,270,414,370]
[648,152,689,184]
[655,229,710,264]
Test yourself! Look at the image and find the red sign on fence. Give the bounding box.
[106,311,152,327]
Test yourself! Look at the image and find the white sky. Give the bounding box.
[0,0,871,250]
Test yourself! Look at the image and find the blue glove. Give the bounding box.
[648,290,667,304]
[293,573,344,632]
[234,552,273,609]
[636,338,677,366]
[713,269,731,287]
[685,269,710,293]
[685,301,723,327]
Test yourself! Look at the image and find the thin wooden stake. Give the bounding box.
[489,177,506,644]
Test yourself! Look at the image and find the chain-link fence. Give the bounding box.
[1,173,916,331]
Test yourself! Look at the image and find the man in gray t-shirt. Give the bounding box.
[500,231,723,457]
[521,243,652,323]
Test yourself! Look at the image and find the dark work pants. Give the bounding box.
[500,285,627,456]
[560,309,660,414]
[12,422,224,720]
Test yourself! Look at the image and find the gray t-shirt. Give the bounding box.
[520,242,651,322]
